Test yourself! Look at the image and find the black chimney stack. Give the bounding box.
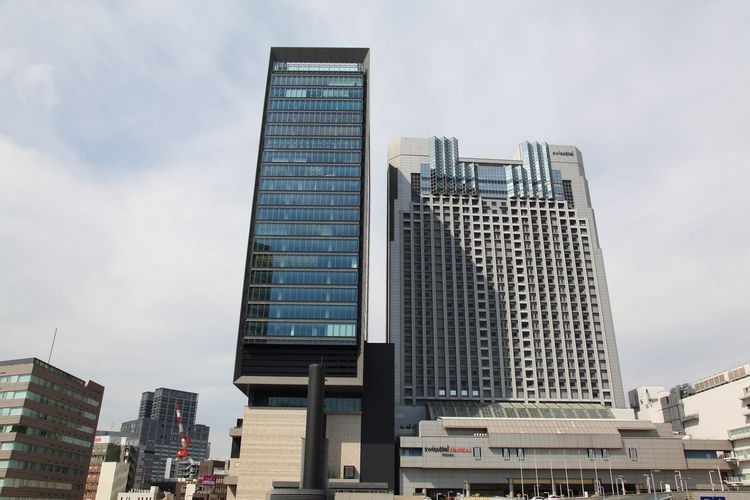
[301,363,325,490]
[267,364,328,500]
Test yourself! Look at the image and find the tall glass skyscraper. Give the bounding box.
[388,137,625,424]
[233,47,370,402]
[229,48,387,500]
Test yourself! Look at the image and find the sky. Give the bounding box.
[1,1,749,458]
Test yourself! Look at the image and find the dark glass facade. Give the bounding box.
[234,48,370,393]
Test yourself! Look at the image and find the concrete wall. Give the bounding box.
[683,377,750,439]
[233,407,362,500]
[96,462,130,500]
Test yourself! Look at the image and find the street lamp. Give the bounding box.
[643,474,651,494]
[617,476,626,495]
[674,471,683,492]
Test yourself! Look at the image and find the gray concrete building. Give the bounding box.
[387,137,625,429]
[399,408,733,497]
[0,357,104,499]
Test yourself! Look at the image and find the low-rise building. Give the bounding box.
[630,362,750,487]
[85,433,138,500]
[0,357,104,499]
[399,403,732,497]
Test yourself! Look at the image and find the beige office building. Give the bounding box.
[0,357,104,499]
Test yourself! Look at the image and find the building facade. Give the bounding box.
[84,433,137,500]
[399,411,733,497]
[387,137,625,423]
[228,47,397,500]
[120,388,210,489]
[0,357,104,499]
[632,363,750,487]
[233,47,370,393]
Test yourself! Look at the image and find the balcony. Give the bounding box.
[728,425,750,441]
[741,386,750,400]
[682,413,699,422]
[743,407,750,417]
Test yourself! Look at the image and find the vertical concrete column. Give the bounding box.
[301,364,325,490]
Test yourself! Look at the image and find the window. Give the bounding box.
[474,447,482,459]
[517,448,525,459]
[400,448,422,457]
[629,447,638,460]
[587,448,595,459]
[502,448,511,460]
[601,449,609,459]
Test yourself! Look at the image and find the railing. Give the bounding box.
[728,425,750,440]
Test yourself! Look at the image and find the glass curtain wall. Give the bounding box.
[245,61,365,345]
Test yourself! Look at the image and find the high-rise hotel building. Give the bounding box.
[229,48,392,500]
[387,137,626,419]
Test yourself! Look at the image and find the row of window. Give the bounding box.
[270,87,363,99]
[0,477,76,491]
[255,222,359,237]
[0,459,86,476]
[250,270,358,285]
[258,192,360,206]
[0,440,90,462]
[271,74,363,87]
[266,124,362,137]
[265,136,361,150]
[261,165,360,179]
[0,406,94,433]
[0,390,97,420]
[257,207,360,222]
[260,178,360,192]
[248,286,357,303]
[267,111,363,124]
[0,373,100,407]
[267,396,361,412]
[245,321,356,337]
[247,303,357,320]
[0,423,93,448]
[262,150,361,164]
[252,254,358,269]
[269,99,363,111]
[253,237,359,253]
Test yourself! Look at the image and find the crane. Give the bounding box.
[175,401,191,458]
[174,401,199,480]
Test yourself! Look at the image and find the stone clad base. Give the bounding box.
[231,407,362,500]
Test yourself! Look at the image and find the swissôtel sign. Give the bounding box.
[424,445,472,456]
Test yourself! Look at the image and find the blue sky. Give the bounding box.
[1,1,749,457]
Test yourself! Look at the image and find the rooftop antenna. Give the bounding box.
[47,328,58,364]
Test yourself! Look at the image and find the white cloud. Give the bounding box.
[13,63,59,109]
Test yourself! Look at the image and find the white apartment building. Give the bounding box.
[630,363,750,487]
